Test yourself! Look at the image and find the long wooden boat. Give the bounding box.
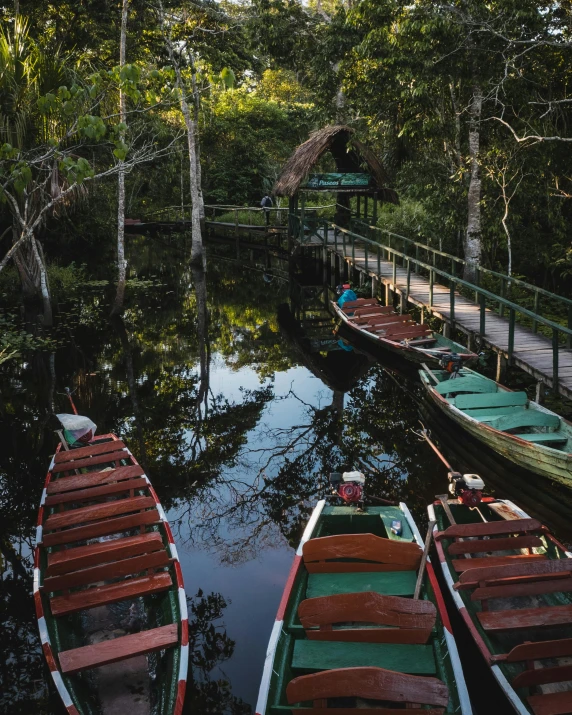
[419,366,572,484]
[34,432,188,715]
[429,496,572,715]
[256,498,472,714]
[332,297,478,366]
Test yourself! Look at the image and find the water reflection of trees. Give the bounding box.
[185,364,444,564]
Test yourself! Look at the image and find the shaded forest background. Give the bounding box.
[2,0,572,309]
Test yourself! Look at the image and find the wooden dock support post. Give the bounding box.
[372,276,379,297]
[496,353,507,383]
[442,322,450,338]
[385,283,391,307]
[535,381,545,405]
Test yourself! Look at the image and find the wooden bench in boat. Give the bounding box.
[54,440,127,464]
[286,667,449,714]
[292,640,436,674]
[341,298,381,310]
[51,449,130,474]
[435,517,543,541]
[453,391,528,410]
[58,623,178,675]
[47,532,165,576]
[50,572,172,616]
[298,591,435,643]
[489,411,561,432]
[434,377,497,396]
[452,553,545,573]
[355,315,412,328]
[513,432,568,445]
[45,477,149,507]
[380,324,432,339]
[307,571,417,599]
[42,508,161,547]
[43,495,156,532]
[447,534,543,555]
[490,639,572,715]
[345,305,395,317]
[43,548,171,592]
[302,534,422,573]
[47,465,145,495]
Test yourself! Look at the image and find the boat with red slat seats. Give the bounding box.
[34,427,188,715]
[332,297,478,366]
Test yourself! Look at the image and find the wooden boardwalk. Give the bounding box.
[318,232,572,400]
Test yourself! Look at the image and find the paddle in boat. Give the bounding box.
[34,405,188,714]
[429,488,572,715]
[332,297,478,366]
[256,470,472,715]
[419,365,572,484]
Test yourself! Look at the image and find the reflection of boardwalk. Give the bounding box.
[316,231,572,399]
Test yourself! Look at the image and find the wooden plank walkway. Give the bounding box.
[318,232,572,400]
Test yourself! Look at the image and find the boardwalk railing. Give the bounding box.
[315,220,572,389]
[352,218,572,343]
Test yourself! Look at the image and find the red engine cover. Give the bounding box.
[338,483,363,504]
[459,489,482,507]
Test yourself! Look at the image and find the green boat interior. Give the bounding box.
[267,505,460,714]
[434,499,572,715]
[39,437,181,715]
[428,369,572,451]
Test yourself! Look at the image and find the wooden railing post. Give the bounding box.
[342,230,346,260]
[334,226,338,252]
[351,234,355,263]
[568,306,572,349]
[533,290,539,332]
[499,278,505,318]
[553,329,559,391]
[450,282,455,325]
[392,252,397,287]
[415,244,419,274]
[377,245,381,275]
[406,259,411,303]
[480,293,486,336]
[429,269,434,306]
[365,241,369,273]
[508,308,515,363]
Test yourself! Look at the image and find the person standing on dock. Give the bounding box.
[261,194,273,226]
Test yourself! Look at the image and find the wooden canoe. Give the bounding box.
[429,496,572,715]
[255,500,472,715]
[34,433,188,715]
[419,366,572,483]
[332,297,478,365]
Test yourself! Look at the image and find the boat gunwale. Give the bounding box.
[34,433,188,715]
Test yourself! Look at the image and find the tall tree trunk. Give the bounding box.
[189,52,205,222]
[112,0,129,315]
[158,1,204,267]
[30,237,53,325]
[464,83,483,282]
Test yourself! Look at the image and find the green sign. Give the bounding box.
[305,173,372,189]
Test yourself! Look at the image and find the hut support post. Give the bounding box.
[299,193,306,243]
[356,195,361,220]
[364,196,368,222]
[372,193,378,225]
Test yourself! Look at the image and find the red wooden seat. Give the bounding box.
[50,572,172,616]
[383,325,432,339]
[54,440,127,464]
[478,604,572,632]
[298,592,435,644]
[286,667,448,713]
[44,477,149,507]
[527,691,572,715]
[302,534,422,573]
[47,532,164,576]
[47,465,145,495]
[42,509,161,547]
[51,449,129,474]
[447,535,543,555]
[513,663,572,689]
[43,549,171,592]
[495,637,572,663]
[43,496,156,531]
[452,553,545,573]
[458,556,572,585]
[341,299,379,310]
[435,518,543,541]
[58,623,178,675]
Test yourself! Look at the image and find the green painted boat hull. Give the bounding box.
[420,367,572,484]
[258,501,471,714]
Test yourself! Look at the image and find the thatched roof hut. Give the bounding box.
[273,125,398,203]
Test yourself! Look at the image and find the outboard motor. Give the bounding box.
[448,471,485,507]
[329,470,365,504]
[439,352,463,378]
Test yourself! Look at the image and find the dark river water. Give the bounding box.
[2,233,572,714]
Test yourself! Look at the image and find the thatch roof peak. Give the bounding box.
[273,125,397,201]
